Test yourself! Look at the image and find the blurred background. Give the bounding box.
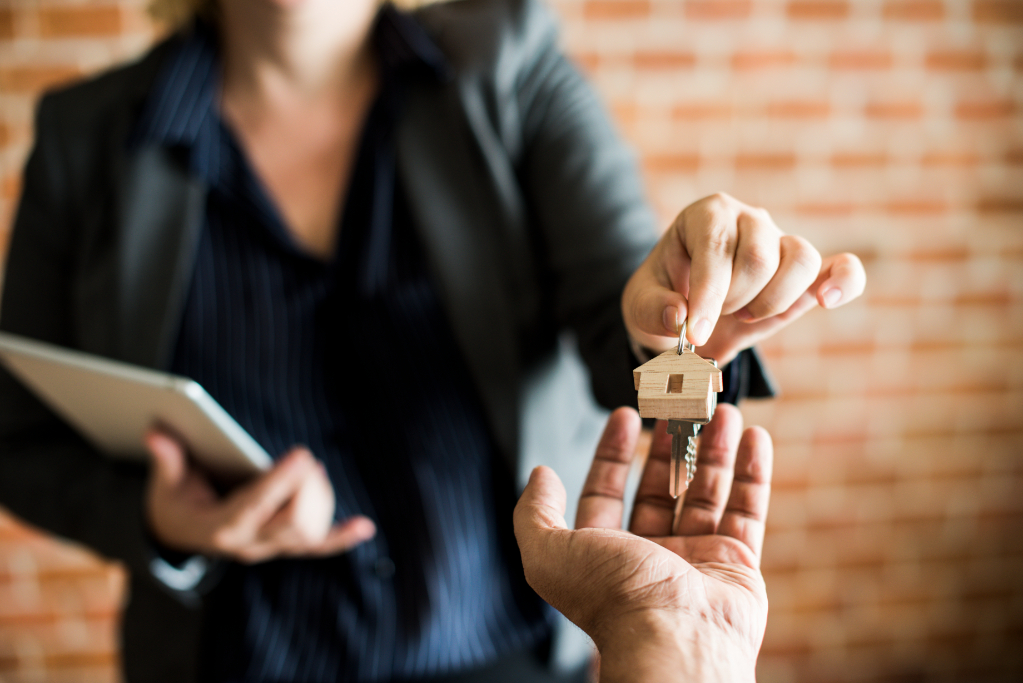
[0,0,1020,681]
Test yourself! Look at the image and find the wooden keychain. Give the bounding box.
[633,319,722,497]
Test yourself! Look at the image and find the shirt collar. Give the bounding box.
[132,3,450,151]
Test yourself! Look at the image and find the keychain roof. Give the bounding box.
[633,320,722,422]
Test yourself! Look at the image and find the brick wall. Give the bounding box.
[0,1,1020,682]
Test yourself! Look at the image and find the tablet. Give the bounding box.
[0,332,273,481]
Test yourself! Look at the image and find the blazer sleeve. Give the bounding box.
[511,0,775,408]
[0,96,167,585]
[510,0,658,409]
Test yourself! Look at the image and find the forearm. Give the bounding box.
[596,613,756,683]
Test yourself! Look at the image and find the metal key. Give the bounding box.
[666,418,706,498]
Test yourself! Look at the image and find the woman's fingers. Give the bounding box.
[736,234,821,322]
[815,252,867,309]
[576,407,642,530]
[145,430,188,490]
[722,209,782,316]
[674,404,743,537]
[217,448,318,545]
[717,426,773,563]
[628,420,677,538]
[676,194,739,346]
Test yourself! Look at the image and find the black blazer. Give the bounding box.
[0,0,658,679]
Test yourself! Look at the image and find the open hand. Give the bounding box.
[514,405,772,682]
[145,431,376,563]
[622,192,866,363]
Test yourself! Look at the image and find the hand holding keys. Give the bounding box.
[633,319,721,497]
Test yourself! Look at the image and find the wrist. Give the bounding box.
[596,611,756,683]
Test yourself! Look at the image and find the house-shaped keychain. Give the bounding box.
[633,348,722,422]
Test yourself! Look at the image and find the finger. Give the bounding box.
[717,426,773,564]
[628,420,676,537]
[679,193,739,346]
[307,516,377,557]
[514,466,569,538]
[576,407,642,530]
[722,210,782,315]
[735,234,821,322]
[622,251,690,343]
[254,470,331,550]
[145,430,188,489]
[222,447,317,535]
[675,404,743,536]
[815,252,867,309]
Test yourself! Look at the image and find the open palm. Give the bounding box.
[514,405,772,678]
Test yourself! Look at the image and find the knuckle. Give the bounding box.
[739,242,776,277]
[784,235,822,273]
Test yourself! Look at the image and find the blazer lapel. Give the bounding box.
[115,145,206,370]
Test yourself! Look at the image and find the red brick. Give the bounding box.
[976,197,1023,213]
[830,50,894,69]
[38,6,122,38]
[1,174,21,201]
[671,103,733,120]
[793,202,857,215]
[735,152,797,169]
[831,152,887,167]
[973,0,1023,23]
[787,0,850,20]
[955,99,1017,119]
[883,0,946,20]
[732,50,798,70]
[583,0,651,20]
[767,100,831,118]
[644,153,701,172]
[921,151,981,166]
[0,8,14,40]
[885,199,948,214]
[572,52,601,73]
[685,0,752,20]
[634,50,696,69]
[865,100,923,118]
[926,50,988,70]
[0,65,82,93]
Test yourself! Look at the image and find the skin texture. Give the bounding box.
[514,406,772,683]
[622,192,867,364]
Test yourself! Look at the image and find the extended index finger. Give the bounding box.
[575,407,642,530]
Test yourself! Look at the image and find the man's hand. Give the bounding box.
[145,431,376,563]
[514,405,772,683]
[622,192,866,363]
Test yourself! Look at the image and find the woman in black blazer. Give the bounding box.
[0,0,864,680]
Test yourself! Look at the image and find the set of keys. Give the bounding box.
[633,319,722,498]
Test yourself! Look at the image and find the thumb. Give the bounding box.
[623,260,690,349]
[145,430,187,489]
[309,516,377,557]
[514,466,569,545]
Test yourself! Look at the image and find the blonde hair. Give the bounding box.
[149,0,444,27]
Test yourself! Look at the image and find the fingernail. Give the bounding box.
[733,307,754,322]
[691,318,711,345]
[822,288,842,308]
[662,305,680,335]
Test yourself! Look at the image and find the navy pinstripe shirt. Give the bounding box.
[134,8,551,681]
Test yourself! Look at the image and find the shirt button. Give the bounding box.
[374,557,395,578]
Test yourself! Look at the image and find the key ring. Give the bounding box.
[677,317,695,355]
